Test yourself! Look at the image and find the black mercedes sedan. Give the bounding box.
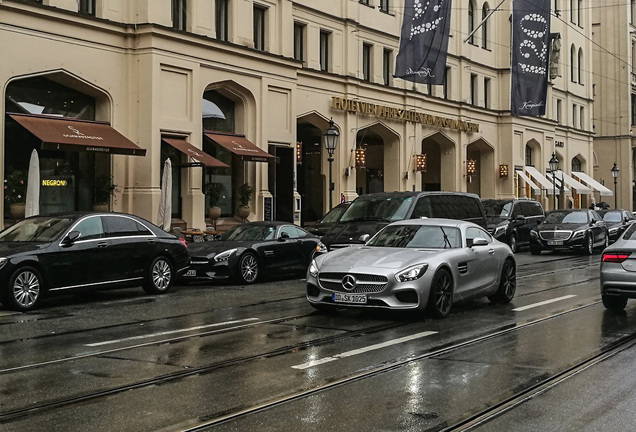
[597,209,636,243]
[529,209,609,255]
[0,212,189,312]
[182,221,320,284]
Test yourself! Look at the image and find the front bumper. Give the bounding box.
[178,259,232,281]
[530,234,586,251]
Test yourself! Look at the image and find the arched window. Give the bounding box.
[481,3,490,49]
[468,0,475,44]
[578,48,584,84]
[572,157,582,172]
[525,145,532,166]
[570,44,577,83]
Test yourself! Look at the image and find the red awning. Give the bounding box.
[203,131,275,163]
[8,113,146,156]
[161,138,228,168]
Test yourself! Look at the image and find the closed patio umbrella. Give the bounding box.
[157,158,172,231]
[25,149,40,218]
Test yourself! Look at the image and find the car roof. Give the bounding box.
[238,221,297,227]
[355,191,480,199]
[389,218,479,228]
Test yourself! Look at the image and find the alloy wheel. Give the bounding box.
[12,269,41,309]
[430,270,453,317]
[240,253,258,283]
[152,259,172,292]
[500,260,517,301]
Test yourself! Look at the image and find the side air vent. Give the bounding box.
[458,262,468,275]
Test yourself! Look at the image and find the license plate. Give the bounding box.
[184,269,197,277]
[332,293,367,304]
[547,240,563,246]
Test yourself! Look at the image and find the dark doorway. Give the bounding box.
[297,122,323,224]
[268,146,294,222]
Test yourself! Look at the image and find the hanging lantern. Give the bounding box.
[354,148,366,168]
[414,154,427,172]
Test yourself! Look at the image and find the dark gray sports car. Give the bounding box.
[306,218,516,318]
[600,223,636,311]
[182,221,320,284]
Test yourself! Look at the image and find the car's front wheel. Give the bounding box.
[143,256,173,294]
[4,266,43,312]
[488,259,516,303]
[509,234,518,253]
[238,252,259,284]
[584,233,594,255]
[602,294,627,311]
[426,268,453,319]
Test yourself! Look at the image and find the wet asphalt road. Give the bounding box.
[1,251,635,431]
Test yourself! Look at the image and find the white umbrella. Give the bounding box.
[157,158,172,231]
[25,149,40,218]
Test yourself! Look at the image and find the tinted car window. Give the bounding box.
[368,225,461,249]
[466,227,491,242]
[602,211,622,222]
[520,201,543,217]
[545,211,589,224]
[279,226,300,239]
[341,195,413,222]
[417,195,480,220]
[482,200,512,217]
[221,224,275,241]
[0,216,73,242]
[321,204,348,223]
[74,216,105,241]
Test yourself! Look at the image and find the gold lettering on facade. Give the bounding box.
[330,97,480,132]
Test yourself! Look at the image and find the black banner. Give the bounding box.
[394,0,452,85]
[511,0,551,116]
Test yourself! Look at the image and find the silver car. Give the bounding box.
[306,218,516,318]
[600,223,636,311]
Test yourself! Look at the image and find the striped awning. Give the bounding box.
[524,166,556,195]
[515,170,541,193]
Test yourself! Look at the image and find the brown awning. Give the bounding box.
[204,131,275,163]
[8,113,146,156]
[161,137,228,168]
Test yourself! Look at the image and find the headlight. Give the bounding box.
[315,242,328,254]
[530,230,538,238]
[571,230,586,240]
[395,263,428,283]
[214,248,237,262]
[494,225,507,236]
[0,257,7,270]
[609,227,620,234]
[308,259,319,277]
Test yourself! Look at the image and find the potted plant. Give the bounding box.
[205,182,225,222]
[237,183,253,220]
[93,174,117,211]
[4,169,27,219]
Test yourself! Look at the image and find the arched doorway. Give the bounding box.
[466,138,495,197]
[297,118,324,224]
[354,122,400,195]
[421,133,456,191]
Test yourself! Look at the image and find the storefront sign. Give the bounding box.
[331,97,479,132]
[42,179,68,187]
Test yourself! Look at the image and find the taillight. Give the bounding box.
[179,238,188,248]
[602,253,630,263]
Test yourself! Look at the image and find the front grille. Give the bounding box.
[539,230,572,241]
[318,272,388,293]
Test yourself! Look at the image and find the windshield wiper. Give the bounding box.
[344,216,390,222]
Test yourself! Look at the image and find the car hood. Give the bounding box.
[536,223,589,231]
[321,220,389,245]
[0,241,50,257]
[187,240,256,256]
[319,246,441,271]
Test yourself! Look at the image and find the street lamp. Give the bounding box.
[549,153,559,210]
[611,162,619,209]
[324,118,339,210]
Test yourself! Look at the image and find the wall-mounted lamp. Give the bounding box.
[413,154,427,172]
[354,148,366,168]
[465,160,477,176]
[499,164,509,179]
[296,142,302,165]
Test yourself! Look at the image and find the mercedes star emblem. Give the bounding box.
[342,274,357,292]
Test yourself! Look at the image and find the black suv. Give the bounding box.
[319,191,487,251]
[482,198,545,253]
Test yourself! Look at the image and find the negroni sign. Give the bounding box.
[331,97,480,132]
[42,179,68,187]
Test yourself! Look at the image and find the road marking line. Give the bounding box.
[85,318,260,346]
[291,331,438,370]
[512,295,577,312]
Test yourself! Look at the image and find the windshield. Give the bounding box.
[544,211,589,224]
[0,216,73,242]
[367,224,461,249]
[320,204,349,224]
[602,211,622,222]
[220,224,276,241]
[340,196,413,222]
[482,200,512,217]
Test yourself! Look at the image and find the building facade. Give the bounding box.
[0,0,599,231]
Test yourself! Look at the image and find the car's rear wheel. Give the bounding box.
[238,252,259,284]
[530,245,542,255]
[5,266,42,312]
[509,234,518,253]
[488,259,516,304]
[584,234,594,255]
[426,268,453,319]
[602,294,627,311]
[143,256,173,294]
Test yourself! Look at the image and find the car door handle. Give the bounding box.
[147,239,155,244]
[97,241,108,248]
[488,249,495,255]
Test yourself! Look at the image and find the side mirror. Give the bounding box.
[469,238,489,247]
[359,234,370,243]
[515,215,526,221]
[278,232,290,241]
[62,230,81,246]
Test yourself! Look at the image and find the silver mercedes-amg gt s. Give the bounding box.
[306,218,516,318]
